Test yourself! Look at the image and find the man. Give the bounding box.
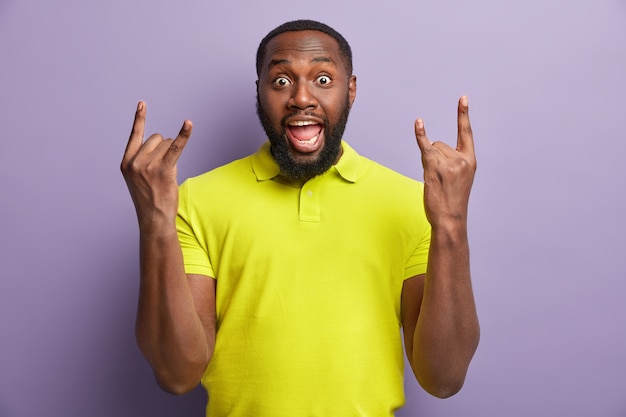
[121,19,479,417]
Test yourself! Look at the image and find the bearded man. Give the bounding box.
[121,19,479,417]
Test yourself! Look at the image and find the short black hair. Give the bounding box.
[256,19,353,77]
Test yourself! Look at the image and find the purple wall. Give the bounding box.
[1,1,625,416]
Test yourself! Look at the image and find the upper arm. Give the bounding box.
[401,274,425,364]
[188,274,217,350]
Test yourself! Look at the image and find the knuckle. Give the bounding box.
[145,134,164,145]
[452,157,476,175]
[169,143,182,154]
[120,159,129,173]
[453,158,469,171]
[129,156,142,169]
[137,154,159,172]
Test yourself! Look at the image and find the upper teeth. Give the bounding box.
[288,120,317,126]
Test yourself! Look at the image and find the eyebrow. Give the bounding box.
[268,56,336,69]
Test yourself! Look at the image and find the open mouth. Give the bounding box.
[285,120,323,154]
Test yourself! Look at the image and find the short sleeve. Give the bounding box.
[176,179,215,278]
[404,182,431,278]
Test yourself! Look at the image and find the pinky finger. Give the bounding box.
[414,118,432,153]
[163,120,193,165]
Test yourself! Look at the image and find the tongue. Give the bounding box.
[289,124,321,141]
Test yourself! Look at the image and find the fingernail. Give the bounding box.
[462,96,468,106]
[137,101,143,111]
[416,119,424,129]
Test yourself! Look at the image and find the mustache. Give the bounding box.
[280,111,328,127]
[255,96,328,130]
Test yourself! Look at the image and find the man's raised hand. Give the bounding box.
[121,101,192,228]
[414,96,476,228]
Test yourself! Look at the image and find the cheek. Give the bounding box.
[319,93,348,121]
[259,93,285,123]
[264,86,289,102]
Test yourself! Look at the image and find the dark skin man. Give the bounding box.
[121,25,479,408]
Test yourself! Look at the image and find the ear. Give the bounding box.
[348,75,357,108]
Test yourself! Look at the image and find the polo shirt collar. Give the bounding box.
[251,140,361,183]
[333,141,359,183]
[251,142,280,181]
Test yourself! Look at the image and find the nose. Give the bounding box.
[288,81,317,110]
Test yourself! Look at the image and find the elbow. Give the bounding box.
[411,356,474,399]
[150,359,206,396]
[421,378,465,399]
[419,332,480,399]
[135,333,210,396]
[136,341,206,396]
[155,375,200,396]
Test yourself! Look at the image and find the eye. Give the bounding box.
[273,77,291,87]
[317,75,332,85]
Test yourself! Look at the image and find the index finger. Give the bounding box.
[456,96,475,155]
[123,101,146,159]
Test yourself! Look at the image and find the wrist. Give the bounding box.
[137,210,178,236]
[430,220,468,247]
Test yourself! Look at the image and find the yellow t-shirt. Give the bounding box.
[177,141,431,417]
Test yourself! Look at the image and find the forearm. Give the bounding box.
[411,222,479,398]
[135,220,211,394]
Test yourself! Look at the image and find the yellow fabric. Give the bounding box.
[177,141,431,417]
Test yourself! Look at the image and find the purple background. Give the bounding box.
[1,0,625,416]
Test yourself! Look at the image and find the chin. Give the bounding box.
[287,145,326,163]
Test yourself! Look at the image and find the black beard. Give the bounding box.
[256,96,350,182]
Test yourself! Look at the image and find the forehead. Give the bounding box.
[261,30,344,73]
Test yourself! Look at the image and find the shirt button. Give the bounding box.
[306,190,313,197]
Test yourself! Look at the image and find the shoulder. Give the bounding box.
[357,154,424,195]
[182,154,255,191]
[341,141,423,192]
